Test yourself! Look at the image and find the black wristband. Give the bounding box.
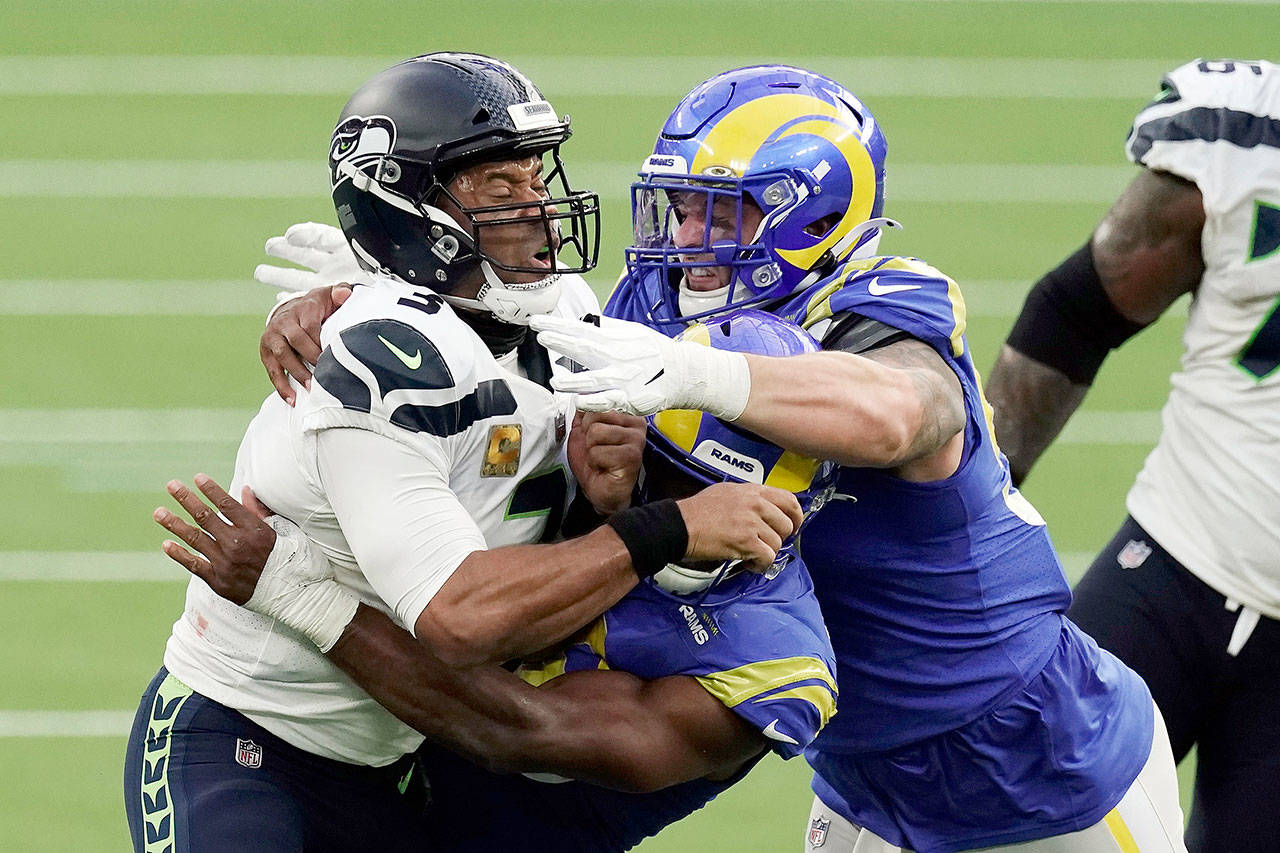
[606,499,689,580]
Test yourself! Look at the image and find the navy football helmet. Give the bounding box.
[639,309,836,594]
[328,53,601,322]
[626,64,895,328]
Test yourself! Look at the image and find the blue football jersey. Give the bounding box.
[417,556,836,852]
[607,258,1155,850]
[773,255,1076,752]
[518,555,838,759]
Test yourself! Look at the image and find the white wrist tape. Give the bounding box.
[245,516,359,653]
[675,344,752,421]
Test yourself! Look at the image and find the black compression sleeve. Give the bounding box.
[824,313,911,354]
[1005,242,1148,385]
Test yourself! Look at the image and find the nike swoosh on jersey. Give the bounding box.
[378,334,423,370]
[762,719,800,745]
[867,276,922,296]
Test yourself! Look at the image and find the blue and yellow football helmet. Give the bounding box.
[638,309,836,593]
[626,65,893,328]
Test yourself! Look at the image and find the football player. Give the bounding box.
[986,58,1280,852]
[157,310,839,852]
[532,66,1187,852]
[123,54,802,853]
[256,65,1189,852]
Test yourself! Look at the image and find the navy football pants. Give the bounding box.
[1069,516,1280,853]
[123,668,427,852]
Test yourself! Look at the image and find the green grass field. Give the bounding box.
[4,1,1277,849]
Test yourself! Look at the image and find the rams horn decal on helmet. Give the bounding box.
[626,64,898,328]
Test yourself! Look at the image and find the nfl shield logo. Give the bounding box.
[1117,539,1153,570]
[808,817,830,848]
[235,738,263,769]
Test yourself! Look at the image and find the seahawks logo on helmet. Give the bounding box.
[329,115,397,188]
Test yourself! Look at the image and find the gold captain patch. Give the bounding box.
[482,424,522,477]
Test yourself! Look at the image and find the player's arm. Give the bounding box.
[534,314,965,483]
[732,338,966,481]
[254,221,367,403]
[259,285,348,403]
[985,168,1205,485]
[322,430,796,667]
[155,481,765,792]
[330,608,762,792]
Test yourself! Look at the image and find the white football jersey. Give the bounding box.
[164,274,600,765]
[1123,59,1280,617]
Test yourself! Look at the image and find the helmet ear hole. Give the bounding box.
[472,108,491,125]
[804,213,840,239]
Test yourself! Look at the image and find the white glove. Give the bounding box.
[244,515,359,653]
[530,314,752,419]
[254,222,365,292]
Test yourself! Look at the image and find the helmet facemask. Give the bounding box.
[339,148,600,326]
[622,65,898,328]
[327,54,603,333]
[628,173,787,328]
[430,149,601,324]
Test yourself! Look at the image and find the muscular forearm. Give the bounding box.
[416,524,638,667]
[331,605,759,792]
[986,345,1089,486]
[987,171,1202,487]
[736,349,963,468]
[331,604,561,771]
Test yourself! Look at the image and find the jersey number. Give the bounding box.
[506,467,568,543]
[1238,297,1280,380]
[1196,60,1264,76]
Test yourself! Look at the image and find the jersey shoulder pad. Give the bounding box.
[604,268,683,330]
[1126,59,1280,183]
[306,286,517,440]
[602,268,631,314]
[685,570,838,758]
[784,257,968,359]
[694,650,838,759]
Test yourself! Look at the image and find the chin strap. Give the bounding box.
[672,216,903,318]
[652,553,792,596]
[443,260,563,325]
[653,561,740,595]
[676,279,732,317]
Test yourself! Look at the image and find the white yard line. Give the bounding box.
[0,405,1158,495]
[0,160,1138,203]
[0,55,1185,98]
[0,551,185,582]
[865,0,1270,3]
[0,409,255,444]
[0,710,137,737]
[0,547,1101,586]
[0,279,1190,320]
[0,279,280,316]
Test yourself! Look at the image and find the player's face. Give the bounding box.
[440,156,561,286]
[670,191,764,292]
